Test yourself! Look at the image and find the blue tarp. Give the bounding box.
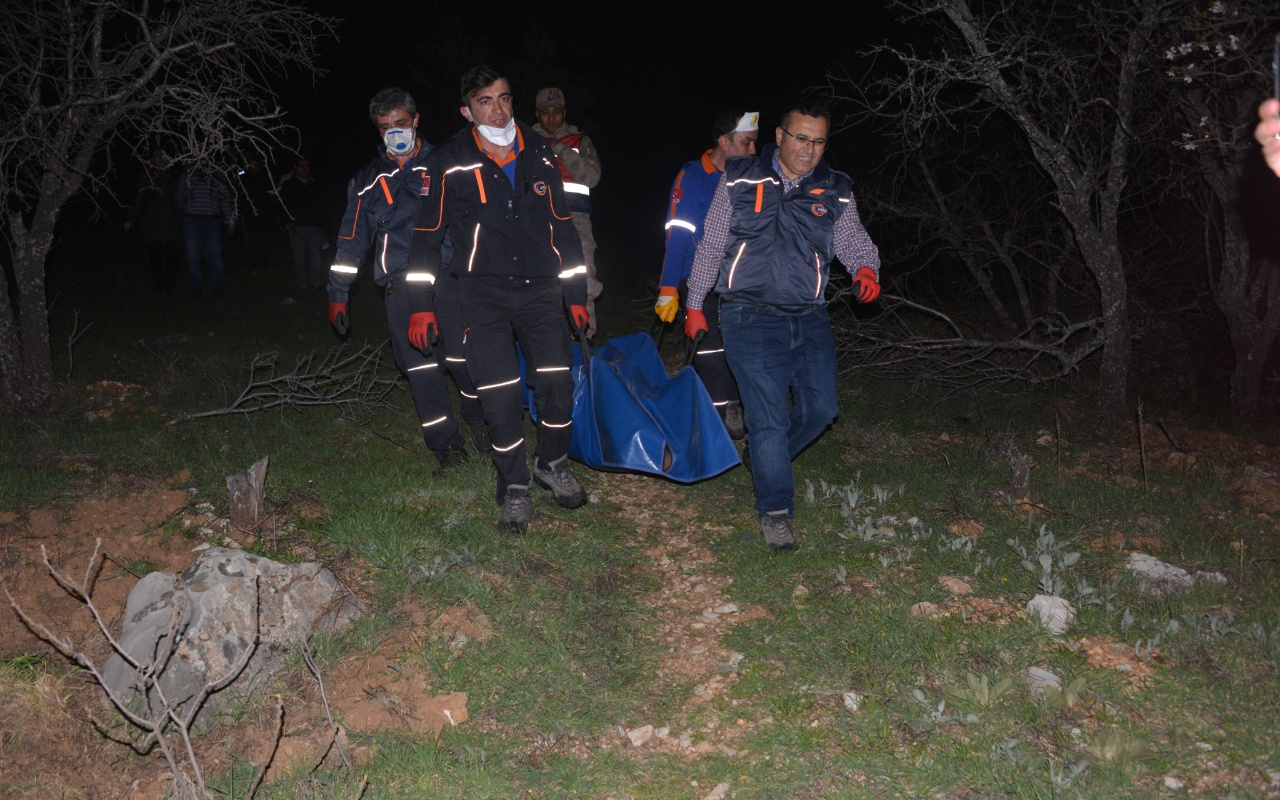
[519,332,740,483]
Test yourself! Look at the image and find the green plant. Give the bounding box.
[944,672,1015,708]
[1083,729,1156,766]
[1042,676,1088,711]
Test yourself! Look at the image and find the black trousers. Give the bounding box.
[383,275,481,454]
[685,288,740,411]
[459,275,574,502]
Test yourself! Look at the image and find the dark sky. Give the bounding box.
[277,2,897,297]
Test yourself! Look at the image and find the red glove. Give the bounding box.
[852,266,881,303]
[684,308,708,341]
[570,304,590,333]
[407,311,438,354]
[329,302,349,336]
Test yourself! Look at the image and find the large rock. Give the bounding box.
[102,548,361,727]
[1026,594,1075,635]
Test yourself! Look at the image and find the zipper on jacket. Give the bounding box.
[467,224,481,272]
[726,242,747,289]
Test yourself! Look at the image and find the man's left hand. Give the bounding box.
[570,304,590,333]
[407,311,439,354]
[852,266,881,303]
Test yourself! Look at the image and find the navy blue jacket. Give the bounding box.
[408,120,588,309]
[717,144,855,311]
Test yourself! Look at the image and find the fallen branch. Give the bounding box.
[167,344,399,426]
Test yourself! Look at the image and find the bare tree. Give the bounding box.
[0,0,336,406]
[835,0,1169,421]
[1159,0,1280,420]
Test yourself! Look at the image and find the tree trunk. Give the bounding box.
[1,211,55,406]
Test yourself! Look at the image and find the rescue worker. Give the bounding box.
[685,98,882,551]
[327,87,488,474]
[409,65,590,534]
[654,109,759,440]
[532,87,604,339]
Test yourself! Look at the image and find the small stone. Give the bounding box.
[1026,667,1062,692]
[1194,571,1228,586]
[690,645,708,654]
[626,724,654,747]
[1194,741,1213,751]
[701,782,731,800]
[938,575,972,595]
[654,726,670,739]
[713,603,739,614]
[842,691,863,711]
[692,741,717,754]
[698,611,720,623]
[1026,595,1076,635]
[1163,775,1185,790]
[793,584,809,597]
[1125,553,1194,592]
[910,601,939,618]
[717,744,738,757]
[679,731,694,747]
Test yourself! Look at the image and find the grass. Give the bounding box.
[3,254,1280,797]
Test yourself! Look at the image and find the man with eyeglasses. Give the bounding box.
[654,108,759,441]
[685,98,882,551]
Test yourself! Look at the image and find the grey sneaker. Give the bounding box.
[723,402,745,440]
[467,421,491,454]
[497,485,532,533]
[533,456,588,509]
[760,512,796,551]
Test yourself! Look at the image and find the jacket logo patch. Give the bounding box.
[671,187,683,201]
[533,181,548,196]
[811,203,827,217]
[420,175,430,196]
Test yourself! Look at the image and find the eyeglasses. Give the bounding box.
[781,128,828,148]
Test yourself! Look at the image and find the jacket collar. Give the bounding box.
[760,142,832,186]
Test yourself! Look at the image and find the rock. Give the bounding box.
[793,584,809,597]
[654,726,670,739]
[1026,667,1062,692]
[909,601,939,618]
[713,603,739,614]
[1163,775,1185,790]
[1026,595,1075,635]
[842,691,863,711]
[701,782,731,800]
[1125,553,1193,592]
[938,575,972,595]
[1194,570,1228,586]
[626,724,654,747]
[102,548,361,729]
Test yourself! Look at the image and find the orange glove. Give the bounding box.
[407,311,438,354]
[684,308,708,341]
[570,304,590,333]
[654,286,680,323]
[329,302,349,336]
[852,266,881,303]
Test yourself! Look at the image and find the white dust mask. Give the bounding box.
[476,119,516,147]
[384,127,415,156]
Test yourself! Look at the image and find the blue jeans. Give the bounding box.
[721,303,839,517]
[183,216,225,291]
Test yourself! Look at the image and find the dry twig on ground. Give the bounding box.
[167,344,399,426]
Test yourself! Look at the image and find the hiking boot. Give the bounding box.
[467,421,491,454]
[760,512,796,551]
[723,402,745,441]
[533,456,588,509]
[497,485,533,533]
[434,445,470,476]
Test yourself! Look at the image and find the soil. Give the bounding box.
[2,418,1279,798]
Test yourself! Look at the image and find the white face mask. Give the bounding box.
[384,127,415,156]
[476,119,516,147]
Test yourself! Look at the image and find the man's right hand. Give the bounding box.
[684,308,708,341]
[654,286,679,323]
[329,302,349,336]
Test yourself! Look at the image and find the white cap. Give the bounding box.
[735,112,760,133]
